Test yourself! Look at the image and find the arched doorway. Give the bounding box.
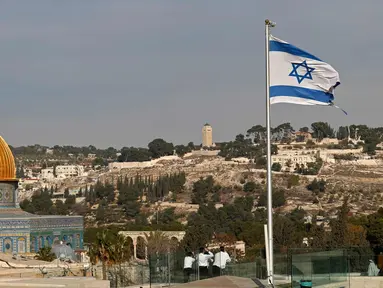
[31,237,37,253]
[75,234,80,248]
[126,236,134,259]
[136,236,146,260]
[46,236,52,246]
[3,238,12,253]
[67,235,73,246]
[38,236,44,249]
[170,237,179,251]
[17,237,26,253]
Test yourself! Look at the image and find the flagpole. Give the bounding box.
[265,19,275,286]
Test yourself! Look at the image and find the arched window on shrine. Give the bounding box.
[38,236,44,248]
[3,238,12,253]
[75,234,80,248]
[46,236,52,247]
[31,237,36,253]
[17,237,26,253]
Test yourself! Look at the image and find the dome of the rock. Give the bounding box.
[0,136,16,180]
[0,136,84,255]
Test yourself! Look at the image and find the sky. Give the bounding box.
[0,1,381,148]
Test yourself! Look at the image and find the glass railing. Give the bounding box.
[105,247,380,287]
[146,249,289,286]
[289,247,378,288]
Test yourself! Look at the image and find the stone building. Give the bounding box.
[0,136,83,254]
[202,123,213,147]
[271,150,319,171]
[55,165,84,178]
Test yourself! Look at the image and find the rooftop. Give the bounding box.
[172,276,259,288]
[0,208,82,219]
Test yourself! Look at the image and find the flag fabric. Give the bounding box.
[269,35,340,106]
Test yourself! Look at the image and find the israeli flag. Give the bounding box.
[269,35,340,106]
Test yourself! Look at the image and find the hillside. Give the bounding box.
[16,142,383,230]
[95,151,383,220]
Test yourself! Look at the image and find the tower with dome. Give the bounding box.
[0,136,83,254]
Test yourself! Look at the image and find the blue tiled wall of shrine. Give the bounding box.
[0,137,85,254]
[29,216,84,253]
[0,182,84,254]
[0,216,83,254]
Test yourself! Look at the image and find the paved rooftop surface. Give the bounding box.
[172,276,259,288]
[0,277,109,288]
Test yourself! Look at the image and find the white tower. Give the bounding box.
[202,124,213,147]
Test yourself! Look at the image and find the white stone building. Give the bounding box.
[55,165,84,178]
[87,153,96,159]
[41,168,54,180]
[272,150,319,171]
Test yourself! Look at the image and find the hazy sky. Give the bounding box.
[1,1,381,148]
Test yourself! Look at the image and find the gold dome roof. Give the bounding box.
[0,136,16,181]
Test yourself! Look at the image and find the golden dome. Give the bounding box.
[0,136,16,180]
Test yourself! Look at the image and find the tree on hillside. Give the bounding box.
[271,123,295,142]
[157,207,177,225]
[118,147,152,162]
[273,215,301,248]
[311,122,335,140]
[307,179,326,194]
[174,145,192,157]
[191,176,214,205]
[187,142,195,150]
[258,188,286,208]
[148,138,174,159]
[309,221,327,248]
[246,125,267,144]
[55,200,68,215]
[337,126,349,140]
[219,133,269,160]
[96,201,106,221]
[366,208,383,247]
[271,162,282,172]
[329,198,349,247]
[20,189,55,215]
[92,157,105,168]
[65,195,76,207]
[182,203,218,251]
[243,181,259,193]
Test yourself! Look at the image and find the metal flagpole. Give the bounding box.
[265,19,275,286]
[264,224,270,279]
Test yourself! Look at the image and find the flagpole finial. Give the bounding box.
[265,19,276,27]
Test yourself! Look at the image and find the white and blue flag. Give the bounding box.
[269,35,340,106]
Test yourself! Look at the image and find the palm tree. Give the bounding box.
[144,231,171,284]
[89,232,132,281]
[144,231,170,256]
[108,234,132,286]
[89,231,112,280]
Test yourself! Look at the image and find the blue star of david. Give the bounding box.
[289,60,315,84]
